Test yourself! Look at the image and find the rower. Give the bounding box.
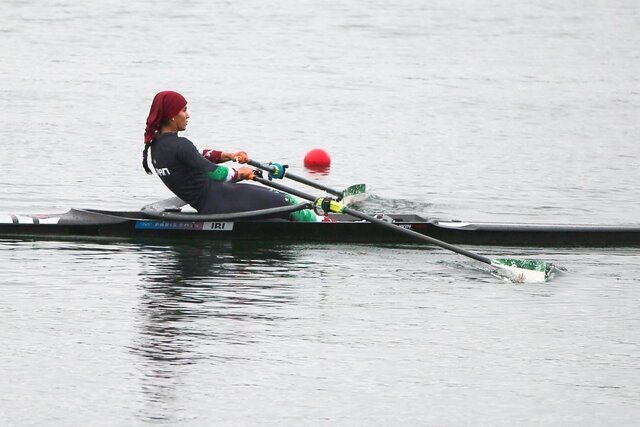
[142,90,332,222]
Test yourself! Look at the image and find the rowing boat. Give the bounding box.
[1,197,638,247]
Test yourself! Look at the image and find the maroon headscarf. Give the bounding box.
[144,91,187,144]
[142,91,187,174]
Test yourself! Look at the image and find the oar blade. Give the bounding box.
[341,184,367,205]
[490,258,554,283]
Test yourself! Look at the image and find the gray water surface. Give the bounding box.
[1,0,639,425]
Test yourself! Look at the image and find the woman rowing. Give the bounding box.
[142,90,328,221]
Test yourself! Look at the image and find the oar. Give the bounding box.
[251,174,554,283]
[248,159,366,204]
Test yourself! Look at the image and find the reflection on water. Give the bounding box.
[303,164,331,175]
[133,241,304,351]
[3,237,640,425]
[129,240,310,421]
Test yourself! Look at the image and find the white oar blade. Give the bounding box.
[490,258,553,283]
[341,184,367,205]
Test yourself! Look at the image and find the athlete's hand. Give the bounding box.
[236,166,254,181]
[231,151,249,163]
[221,151,249,163]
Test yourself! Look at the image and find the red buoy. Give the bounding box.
[304,148,331,167]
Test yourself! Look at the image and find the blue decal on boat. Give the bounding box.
[135,220,234,231]
[135,220,204,231]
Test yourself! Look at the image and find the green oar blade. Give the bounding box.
[490,258,554,283]
[341,183,367,205]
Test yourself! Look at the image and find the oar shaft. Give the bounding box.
[252,176,492,265]
[249,159,343,198]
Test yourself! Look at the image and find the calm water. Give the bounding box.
[1,0,639,425]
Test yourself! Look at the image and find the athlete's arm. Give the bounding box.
[203,149,249,164]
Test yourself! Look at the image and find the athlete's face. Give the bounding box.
[173,106,189,131]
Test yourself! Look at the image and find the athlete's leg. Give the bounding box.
[199,182,321,222]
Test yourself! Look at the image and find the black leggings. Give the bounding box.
[198,182,292,214]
